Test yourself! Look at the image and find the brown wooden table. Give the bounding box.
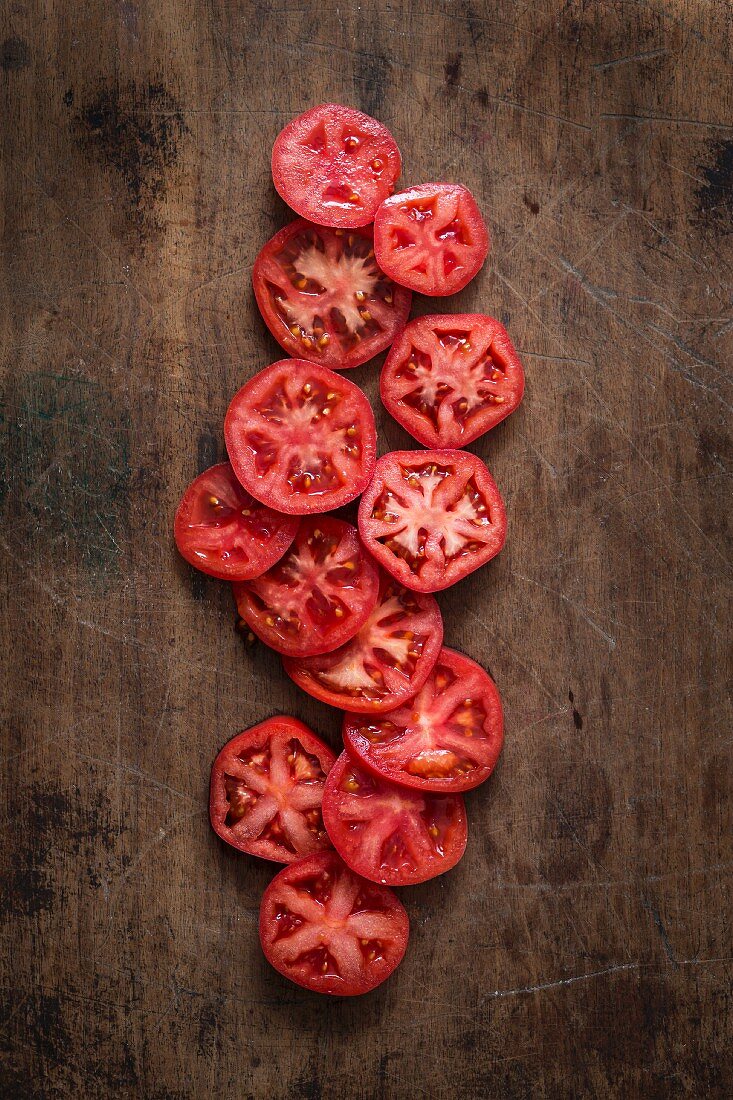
[2,2,732,1096]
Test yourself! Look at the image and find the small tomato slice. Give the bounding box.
[259,850,409,995]
[209,717,336,863]
[252,220,411,370]
[358,449,506,593]
[272,103,402,229]
[343,647,503,793]
[224,359,377,515]
[374,183,489,295]
[173,462,299,580]
[381,314,525,448]
[283,574,443,713]
[322,751,467,886]
[233,517,379,658]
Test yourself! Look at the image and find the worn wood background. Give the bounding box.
[1,1,732,1096]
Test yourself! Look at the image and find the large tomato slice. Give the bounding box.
[322,751,467,886]
[358,449,506,593]
[224,359,377,515]
[271,103,402,229]
[259,850,409,995]
[173,462,299,581]
[343,647,503,793]
[232,517,379,658]
[209,717,336,863]
[380,314,525,448]
[252,220,411,370]
[374,183,489,296]
[283,574,443,713]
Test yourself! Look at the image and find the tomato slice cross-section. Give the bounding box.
[259,850,409,995]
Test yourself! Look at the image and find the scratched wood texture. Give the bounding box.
[1,1,732,1097]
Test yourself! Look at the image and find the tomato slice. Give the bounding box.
[232,517,380,658]
[322,751,467,886]
[343,648,503,793]
[209,717,336,863]
[224,359,377,515]
[259,850,409,995]
[380,314,525,448]
[374,183,489,296]
[358,449,506,593]
[173,462,299,581]
[252,220,411,370]
[283,574,443,713]
[271,103,402,229]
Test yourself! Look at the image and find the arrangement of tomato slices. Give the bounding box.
[174,101,524,996]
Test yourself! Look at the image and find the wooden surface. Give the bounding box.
[2,1,732,1097]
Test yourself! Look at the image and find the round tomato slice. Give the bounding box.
[381,314,525,448]
[224,359,377,515]
[322,751,467,886]
[252,220,411,370]
[343,647,503,793]
[358,450,506,593]
[173,462,299,581]
[259,850,409,995]
[374,183,489,296]
[209,717,336,863]
[272,103,402,229]
[232,517,380,658]
[283,574,443,713]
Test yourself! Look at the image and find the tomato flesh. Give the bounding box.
[283,574,443,713]
[358,450,506,593]
[343,647,503,793]
[224,359,377,515]
[209,717,336,863]
[252,220,411,370]
[374,183,489,295]
[173,462,299,581]
[272,103,402,229]
[259,850,409,995]
[233,517,379,657]
[381,314,525,448]
[322,751,467,886]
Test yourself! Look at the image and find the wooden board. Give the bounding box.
[2,1,732,1096]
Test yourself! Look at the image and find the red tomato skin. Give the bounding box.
[380,314,525,448]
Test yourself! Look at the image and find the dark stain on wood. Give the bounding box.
[1,36,30,71]
[696,140,733,233]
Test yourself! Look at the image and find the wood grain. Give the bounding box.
[1,1,731,1097]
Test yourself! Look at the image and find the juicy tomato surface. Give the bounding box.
[252,220,411,370]
[233,517,380,658]
[322,751,467,886]
[224,359,377,515]
[272,103,402,229]
[283,574,443,713]
[209,717,336,863]
[343,647,503,793]
[381,314,525,448]
[173,462,299,581]
[259,850,409,995]
[374,183,489,296]
[358,450,506,593]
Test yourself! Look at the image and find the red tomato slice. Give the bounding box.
[358,449,506,593]
[224,359,377,515]
[209,717,336,863]
[322,751,467,886]
[283,574,443,713]
[374,183,489,295]
[232,517,380,658]
[343,647,503,793]
[259,850,409,995]
[173,462,299,581]
[252,220,411,370]
[381,314,525,448]
[272,103,402,229]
